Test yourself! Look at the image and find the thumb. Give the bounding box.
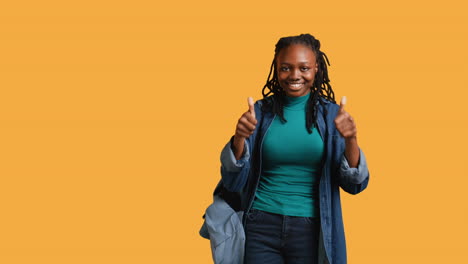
[339,96,347,112]
[247,97,256,119]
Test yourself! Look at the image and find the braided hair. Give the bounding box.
[261,33,336,134]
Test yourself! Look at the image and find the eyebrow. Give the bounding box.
[280,62,311,65]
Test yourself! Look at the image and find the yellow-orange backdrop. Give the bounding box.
[1,0,467,263]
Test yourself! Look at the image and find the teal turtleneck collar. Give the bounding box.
[284,91,311,110]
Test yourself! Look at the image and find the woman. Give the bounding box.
[220,33,370,264]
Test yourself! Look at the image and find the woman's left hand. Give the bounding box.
[334,96,357,140]
[334,96,360,168]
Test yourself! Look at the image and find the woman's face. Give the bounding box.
[276,44,318,97]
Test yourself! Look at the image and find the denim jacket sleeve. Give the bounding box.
[338,147,370,195]
[220,137,251,192]
[328,102,370,195]
[219,101,262,192]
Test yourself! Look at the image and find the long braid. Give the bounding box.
[262,34,336,134]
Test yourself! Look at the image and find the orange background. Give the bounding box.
[1,0,467,263]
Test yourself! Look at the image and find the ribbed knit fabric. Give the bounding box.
[252,92,324,217]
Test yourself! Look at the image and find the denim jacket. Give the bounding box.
[220,95,370,264]
[200,190,245,264]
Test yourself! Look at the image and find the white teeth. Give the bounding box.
[289,83,303,88]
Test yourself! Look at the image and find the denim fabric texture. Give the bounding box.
[200,193,245,264]
[218,96,370,264]
[244,209,320,264]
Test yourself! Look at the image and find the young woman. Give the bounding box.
[220,33,370,264]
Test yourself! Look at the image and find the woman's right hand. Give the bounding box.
[232,97,258,160]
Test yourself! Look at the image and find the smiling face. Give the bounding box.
[276,44,318,97]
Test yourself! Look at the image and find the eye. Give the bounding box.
[301,67,310,71]
[280,66,289,71]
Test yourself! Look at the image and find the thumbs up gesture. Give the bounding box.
[334,96,357,140]
[234,97,258,139]
[231,97,258,160]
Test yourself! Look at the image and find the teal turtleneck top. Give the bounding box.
[251,92,324,217]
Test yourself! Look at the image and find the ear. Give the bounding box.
[315,63,318,72]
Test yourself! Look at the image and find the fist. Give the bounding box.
[334,96,357,139]
[234,97,258,139]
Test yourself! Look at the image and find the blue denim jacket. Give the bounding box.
[200,189,245,264]
[220,96,370,264]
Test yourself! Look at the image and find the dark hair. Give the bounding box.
[261,33,336,133]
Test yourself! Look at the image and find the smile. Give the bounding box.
[287,83,304,88]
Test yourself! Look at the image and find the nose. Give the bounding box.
[289,68,301,80]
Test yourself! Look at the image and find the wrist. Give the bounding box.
[233,135,245,145]
[231,135,246,159]
[345,136,358,150]
[345,136,357,144]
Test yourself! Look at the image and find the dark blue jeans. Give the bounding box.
[244,209,320,264]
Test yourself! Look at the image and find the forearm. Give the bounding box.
[344,137,359,168]
[232,135,246,161]
[221,137,251,192]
